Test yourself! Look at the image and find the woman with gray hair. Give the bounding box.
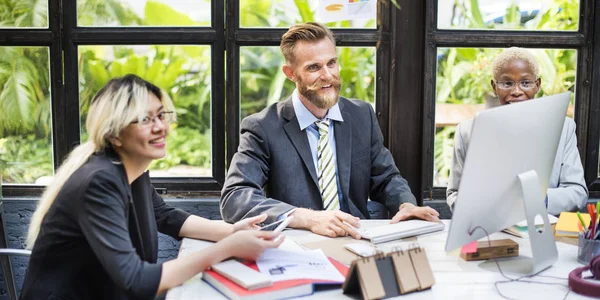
[20,74,282,300]
[446,47,587,215]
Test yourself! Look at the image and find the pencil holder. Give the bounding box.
[577,235,600,264]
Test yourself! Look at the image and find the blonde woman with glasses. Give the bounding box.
[20,74,282,300]
[446,47,588,215]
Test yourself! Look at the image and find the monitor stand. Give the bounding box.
[479,170,558,275]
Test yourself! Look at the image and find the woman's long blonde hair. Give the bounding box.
[26,74,175,248]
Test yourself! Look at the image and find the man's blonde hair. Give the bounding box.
[280,22,336,65]
[491,47,540,79]
[26,74,175,248]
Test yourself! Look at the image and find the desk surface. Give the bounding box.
[166,220,596,300]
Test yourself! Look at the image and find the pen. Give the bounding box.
[589,204,596,238]
[577,211,587,230]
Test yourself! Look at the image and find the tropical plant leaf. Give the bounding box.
[468,0,486,28]
[144,0,197,26]
[294,0,315,22]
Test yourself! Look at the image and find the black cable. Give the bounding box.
[467,226,571,300]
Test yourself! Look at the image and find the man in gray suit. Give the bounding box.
[221,22,439,239]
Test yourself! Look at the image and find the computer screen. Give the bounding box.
[445,92,570,256]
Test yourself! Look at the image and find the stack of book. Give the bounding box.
[203,259,347,300]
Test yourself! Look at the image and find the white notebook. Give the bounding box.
[356,220,445,244]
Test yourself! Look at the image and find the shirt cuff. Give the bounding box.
[277,208,297,221]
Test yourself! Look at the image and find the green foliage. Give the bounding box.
[0,0,48,27]
[239,1,376,120]
[149,127,211,170]
[0,47,50,137]
[76,0,141,26]
[434,0,579,186]
[0,135,52,183]
[79,43,212,170]
[0,0,141,183]
[2,0,377,183]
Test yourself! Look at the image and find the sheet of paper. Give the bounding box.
[278,237,306,252]
[316,0,376,23]
[515,214,558,227]
[256,248,345,283]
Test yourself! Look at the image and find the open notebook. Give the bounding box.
[356,220,445,244]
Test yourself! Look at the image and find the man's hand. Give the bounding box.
[289,208,362,239]
[390,203,440,224]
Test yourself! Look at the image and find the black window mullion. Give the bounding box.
[586,0,600,192]
[212,0,226,186]
[388,0,427,205]
[70,28,217,44]
[62,0,80,158]
[429,31,584,48]
[226,0,240,165]
[421,0,440,201]
[49,0,66,169]
[0,30,52,46]
[234,28,379,46]
[376,0,392,145]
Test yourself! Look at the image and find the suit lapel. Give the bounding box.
[334,100,352,209]
[130,174,158,262]
[282,97,319,188]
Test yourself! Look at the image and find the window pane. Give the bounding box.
[78,45,212,177]
[240,46,376,120]
[438,0,579,31]
[433,47,577,187]
[240,0,375,28]
[0,47,53,184]
[0,1,48,28]
[77,0,210,27]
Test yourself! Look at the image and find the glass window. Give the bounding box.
[239,0,375,28]
[77,0,210,27]
[438,0,579,31]
[78,45,213,177]
[0,47,53,184]
[240,46,376,120]
[0,1,48,28]
[433,47,577,187]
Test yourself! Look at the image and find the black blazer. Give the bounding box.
[220,96,416,223]
[20,150,190,300]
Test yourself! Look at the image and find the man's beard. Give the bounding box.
[298,77,342,109]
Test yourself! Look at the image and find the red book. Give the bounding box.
[203,258,348,300]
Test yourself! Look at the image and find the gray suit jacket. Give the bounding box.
[446,117,588,215]
[220,96,416,223]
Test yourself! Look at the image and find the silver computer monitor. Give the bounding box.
[445,92,570,274]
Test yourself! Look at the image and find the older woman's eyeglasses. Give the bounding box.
[131,111,174,127]
[495,80,537,90]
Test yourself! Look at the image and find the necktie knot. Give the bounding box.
[316,119,330,135]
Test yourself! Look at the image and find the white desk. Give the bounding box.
[166,220,596,300]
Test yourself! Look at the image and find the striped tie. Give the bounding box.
[316,119,340,211]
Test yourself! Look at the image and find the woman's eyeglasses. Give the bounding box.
[131,111,174,127]
[495,80,537,90]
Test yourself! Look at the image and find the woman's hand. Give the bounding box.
[221,230,284,261]
[232,214,268,232]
